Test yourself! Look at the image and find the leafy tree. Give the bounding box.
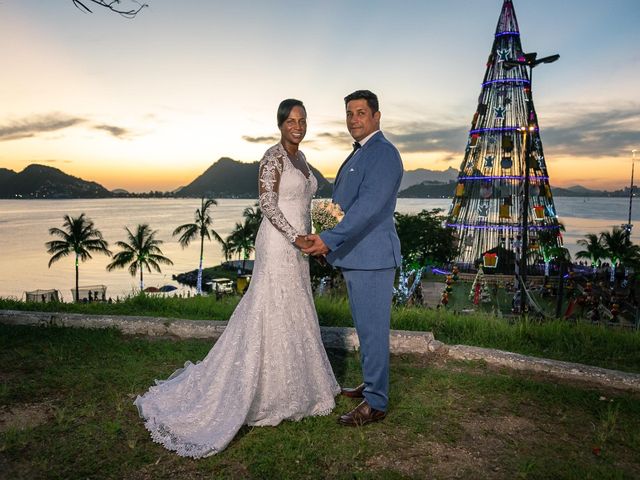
[394,209,458,268]
[106,224,173,290]
[393,209,457,305]
[576,233,607,273]
[535,223,565,278]
[173,198,224,294]
[72,0,147,18]
[46,213,111,302]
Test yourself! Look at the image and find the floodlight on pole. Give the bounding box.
[504,50,559,315]
[626,149,638,240]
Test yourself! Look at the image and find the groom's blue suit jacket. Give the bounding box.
[320,131,403,270]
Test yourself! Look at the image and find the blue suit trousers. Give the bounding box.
[342,267,395,412]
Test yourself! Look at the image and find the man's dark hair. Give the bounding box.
[344,90,379,113]
[277,99,306,127]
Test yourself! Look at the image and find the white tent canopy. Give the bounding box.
[25,289,60,303]
[70,285,107,302]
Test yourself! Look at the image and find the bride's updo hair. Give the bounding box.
[277,99,306,127]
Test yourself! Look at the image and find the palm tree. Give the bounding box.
[106,224,173,291]
[242,203,262,242]
[576,233,606,273]
[599,226,640,284]
[220,240,234,262]
[173,198,224,294]
[46,213,111,302]
[226,219,256,272]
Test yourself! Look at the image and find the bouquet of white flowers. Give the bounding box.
[311,200,344,234]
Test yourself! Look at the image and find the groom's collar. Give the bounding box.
[356,130,381,148]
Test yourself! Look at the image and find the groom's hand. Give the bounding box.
[294,235,313,250]
[302,234,329,256]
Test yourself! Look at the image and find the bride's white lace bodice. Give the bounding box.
[134,143,338,458]
[258,143,317,243]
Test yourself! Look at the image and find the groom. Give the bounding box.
[303,90,403,426]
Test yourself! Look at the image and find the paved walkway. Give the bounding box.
[1,309,639,393]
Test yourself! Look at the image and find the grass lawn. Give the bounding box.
[2,294,640,374]
[315,297,640,375]
[1,324,639,479]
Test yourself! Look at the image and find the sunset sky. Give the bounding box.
[1,0,639,192]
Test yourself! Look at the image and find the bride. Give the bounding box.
[134,99,340,458]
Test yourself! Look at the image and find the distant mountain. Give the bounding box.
[2,162,630,200]
[398,181,457,198]
[0,164,112,199]
[0,168,16,185]
[398,181,632,198]
[566,185,592,193]
[551,185,631,197]
[177,157,333,198]
[400,167,458,191]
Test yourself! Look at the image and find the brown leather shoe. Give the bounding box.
[338,400,386,427]
[341,383,365,398]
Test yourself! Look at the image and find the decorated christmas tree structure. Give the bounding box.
[446,0,562,274]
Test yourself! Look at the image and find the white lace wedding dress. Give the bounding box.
[134,143,340,458]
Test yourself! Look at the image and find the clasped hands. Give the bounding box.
[294,234,329,256]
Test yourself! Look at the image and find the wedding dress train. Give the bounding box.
[134,143,340,458]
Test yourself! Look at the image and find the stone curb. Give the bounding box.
[0,310,229,339]
[2,310,639,393]
[0,310,436,354]
[447,345,640,393]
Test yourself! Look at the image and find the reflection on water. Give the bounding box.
[1,197,638,300]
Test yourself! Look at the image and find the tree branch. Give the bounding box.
[72,0,148,18]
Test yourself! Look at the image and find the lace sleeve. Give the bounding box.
[258,151,299,243]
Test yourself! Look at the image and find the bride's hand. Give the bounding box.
[294,235,312,250]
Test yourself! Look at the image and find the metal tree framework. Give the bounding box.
[446,0,562,275]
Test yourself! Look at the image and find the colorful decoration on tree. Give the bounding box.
[483,252,498,268]
[440,291,449,306]
[501,156,513,169]
[546,205,556,217]
[497,48,510,62]
[534,205,545,220]
[478,200,490,218]
[452,204,461,217]
[445,275,454,293]
[484,155,495,168]
[480,183,493,198]
[529,184,540,197]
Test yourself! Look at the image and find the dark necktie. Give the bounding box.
[335,142,361,184]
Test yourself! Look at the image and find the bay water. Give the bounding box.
[1,197,637,301]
